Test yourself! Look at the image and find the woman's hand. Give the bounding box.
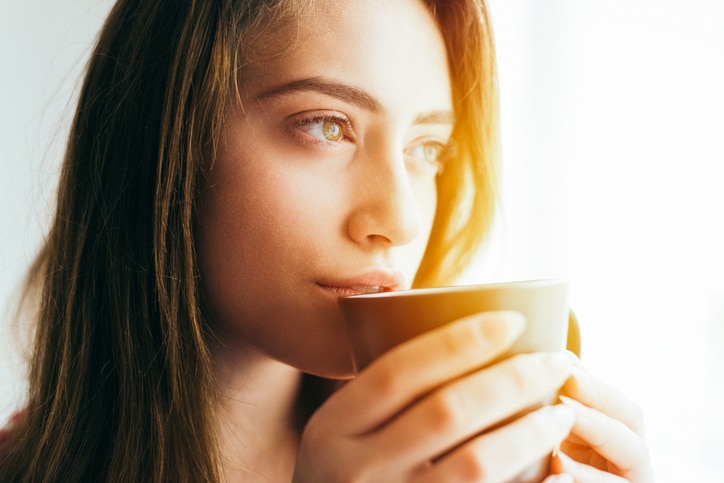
[551,357,654,483]
[293,311,577,482]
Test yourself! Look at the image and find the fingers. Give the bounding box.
[416,404,575,483]
[558,355,654,483]
[373,351,574,463]
[317,311,526,434]
[559,396,654,483]
[553,451,631,483]
[561,359,646,437]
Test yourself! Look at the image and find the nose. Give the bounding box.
[346,145,423,248]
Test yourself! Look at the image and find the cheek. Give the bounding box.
[195,147,357,376]
[413,177,438,246]
[418,180,438,235]
[197,134,351,297]
[249,166,347,257]
[396,178,437,280]
[199,165,316,276]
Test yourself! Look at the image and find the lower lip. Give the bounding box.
[317,284,388,298]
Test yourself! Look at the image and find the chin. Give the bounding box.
[296,353,358,380]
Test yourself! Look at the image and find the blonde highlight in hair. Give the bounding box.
[414,0,500,288]
[1,0,499,480]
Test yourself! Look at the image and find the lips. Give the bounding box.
[317,270,405,297]
[347,285,388,294]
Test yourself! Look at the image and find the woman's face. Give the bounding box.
[197,0,453,377]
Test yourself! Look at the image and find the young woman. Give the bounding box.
[0,0,652,481]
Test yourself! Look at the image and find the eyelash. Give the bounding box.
[289,113,354,145]
[404,138,454,174]
[287,111,454,172]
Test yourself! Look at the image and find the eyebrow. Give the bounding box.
[256,76,455,125]
[257,77,382,112]
[413,110,456,125]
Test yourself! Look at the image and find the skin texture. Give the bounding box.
[195,0,653,481]
[197,0,448,379]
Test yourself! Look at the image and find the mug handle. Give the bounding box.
[567,309,582,357]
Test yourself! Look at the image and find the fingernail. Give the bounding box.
[544,351,574,372]
[550,448,564,474]
[546,403,575,426]
[558,394,585,409]
[553,451,578,472]
[558,395,592,424]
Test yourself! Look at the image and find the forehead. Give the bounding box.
[238,0,452,113]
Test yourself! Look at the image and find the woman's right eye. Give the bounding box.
[291,114,353,144]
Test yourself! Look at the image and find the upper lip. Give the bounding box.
[317,269,406,292]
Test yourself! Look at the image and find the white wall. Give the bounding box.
[484,1,724,482]
[2,1,723,481]
[0,0,115,418]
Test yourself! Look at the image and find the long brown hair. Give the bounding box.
[1,0,498,481]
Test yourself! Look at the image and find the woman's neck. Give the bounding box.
[213,344,304,482]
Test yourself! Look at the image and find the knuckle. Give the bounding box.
[504,353,560,397]
[366,362,407,400]
[454,450,489,482]
[422,391,467,434]
[435,319,479,359]
[504,354,537,392]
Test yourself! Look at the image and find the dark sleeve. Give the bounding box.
[0,410,24,463]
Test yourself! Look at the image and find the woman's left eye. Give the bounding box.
[405,139,447,169]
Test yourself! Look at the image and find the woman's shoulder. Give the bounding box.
[0,410,24,463]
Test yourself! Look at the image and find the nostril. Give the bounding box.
[345,146,430,248]
[346,197,422,248]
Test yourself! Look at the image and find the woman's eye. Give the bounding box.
[294,115,350,143]
[321,120,343,141]
[405,139,447,168]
